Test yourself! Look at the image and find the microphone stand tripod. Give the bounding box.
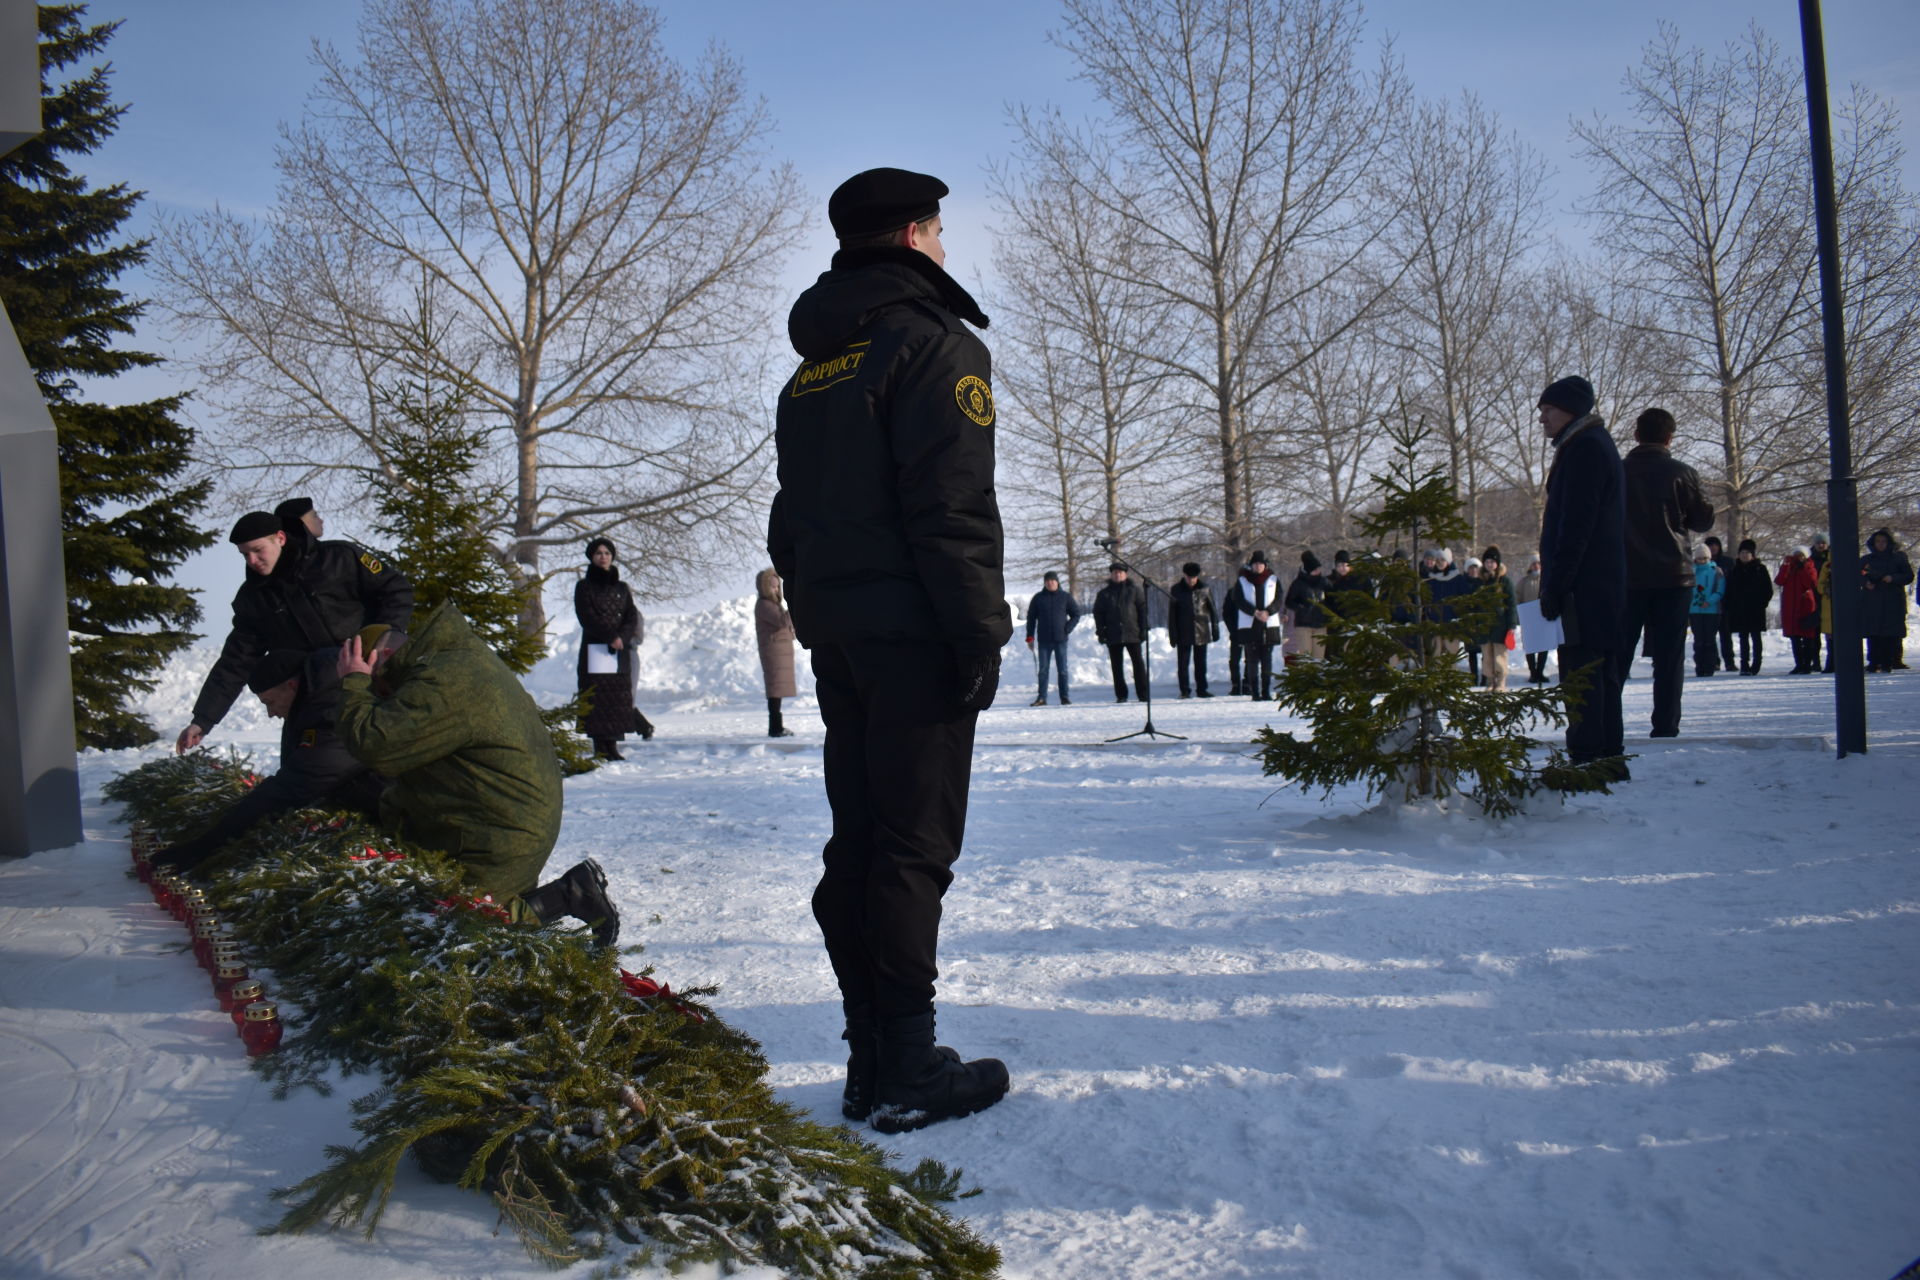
[1097,550,1186,744]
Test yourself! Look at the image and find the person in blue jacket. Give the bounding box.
[1024,571,1082,705]
[1688,544,1726,677]
[1536,375,1627,774]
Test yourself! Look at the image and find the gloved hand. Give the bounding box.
[148,841,210,877]
[1539,593,1562,623]
[956,651,1001,713]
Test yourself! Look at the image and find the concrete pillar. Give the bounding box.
[1,0,84,857]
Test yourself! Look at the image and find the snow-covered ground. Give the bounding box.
[5,607,1918,1280]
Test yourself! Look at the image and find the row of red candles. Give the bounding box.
[130,826,283,1056]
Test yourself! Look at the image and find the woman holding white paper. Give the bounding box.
[575,537,642,760]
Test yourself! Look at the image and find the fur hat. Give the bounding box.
[1109,562,1127,574]
[1300,550,1321,573]
[1181,562,1202,578]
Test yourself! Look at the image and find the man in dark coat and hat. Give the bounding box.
[766,167,1012,1134]
[176,511,414,755]
[1536,376,1628,774]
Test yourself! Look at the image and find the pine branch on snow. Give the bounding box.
[108,753,1000,1278]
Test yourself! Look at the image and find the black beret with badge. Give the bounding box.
[828,167,947,239]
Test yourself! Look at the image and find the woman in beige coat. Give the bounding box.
[755,568,798,737]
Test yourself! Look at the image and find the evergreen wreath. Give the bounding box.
[107,751,1000,1277]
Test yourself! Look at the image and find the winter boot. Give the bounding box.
[594,738,624,761]
[522,858,621,948]
[1030,695,1047,707]
[840,1003,877,1122]
[633,711,655,740]
[870,1010,1009,1134]
[769,707,794,737]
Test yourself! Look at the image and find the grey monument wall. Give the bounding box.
[1,0,85,857]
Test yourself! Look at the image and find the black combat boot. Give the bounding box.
[840,1002,877,1121]
[522,858,621,948]
[870,1010,1009,1134]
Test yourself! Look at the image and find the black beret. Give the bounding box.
[828,167,947,239]
[247,649,308,695]
[274,496,314,520]
[228,511,283,544]
[1538,376,1596,419]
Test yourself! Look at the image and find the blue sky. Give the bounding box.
[64,0,1920,604]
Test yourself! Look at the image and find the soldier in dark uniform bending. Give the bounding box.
[175,510,413,754]
[767,167,1012,1134]
[151,647,384,874]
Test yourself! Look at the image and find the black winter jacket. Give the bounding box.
[766,246,1011,658]
[574,566,641,647]
[1094,579,1148,645]
[1623,444,1715,590]
[1539,414,1627,649]
[192,529,413,729]
[1860,529,1915,638]
[1024,587,1082,645]
[1168,578,1219,646]
[1723,558,1775,632]
[162,652,379,870]
[1285,571,1329,629]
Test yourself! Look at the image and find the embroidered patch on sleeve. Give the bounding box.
[359,552,384,574]
[955,375,994,426]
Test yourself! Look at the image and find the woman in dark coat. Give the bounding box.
[575,537,642,760]
[1860,528,1914,672]
[755,568,798,736]
[1722,539,1774,675]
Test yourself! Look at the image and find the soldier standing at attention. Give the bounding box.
[767,167,1013,1134]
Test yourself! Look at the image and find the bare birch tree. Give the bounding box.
[157,0,802,631]
[1027,0,1409,558]
[1380,93,1547,546]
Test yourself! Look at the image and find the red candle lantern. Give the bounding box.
[213,961,250,1008]
[241,1002,283,1056]
[191,919,227,969]
[228,981,265,1028]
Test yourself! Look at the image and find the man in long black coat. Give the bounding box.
[1093,563,1150,701]
[1536,376,1628,772]
[766,167,1012,1135]
[1622,407,1715,738]
[177,512,413,754]
[1167,563,1219,697]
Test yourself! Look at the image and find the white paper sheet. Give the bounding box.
[1516,600,1563,654]
[586,643,620,674]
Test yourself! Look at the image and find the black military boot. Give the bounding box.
[840,1002,877,1121]
[870,1010,1009,1134]
[522,858,620,948]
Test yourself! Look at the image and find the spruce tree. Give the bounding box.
[0,5,214,748]
[1257,408,1617,816]
[364,318,597,775]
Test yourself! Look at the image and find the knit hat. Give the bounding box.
[1248,549,1268,566]
[1334,550,1351,566]
[228,511,283,545]
[1465,557,1482,570]
[1793,545,1810,557]
[1704,535,1723,551]
[1043,570,1060,583]
[1738,538,1757,554]
[1181,562,1202,578]
[1481,545,1502,564]
[1810,533,1830,547]
[1300,550,1321,573]
[1692,544,1710,561]
[246,649,308,695]
[1432,547,1454,566]
[1538,376,1596,419]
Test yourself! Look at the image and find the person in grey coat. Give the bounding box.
[1093,563,1149,702]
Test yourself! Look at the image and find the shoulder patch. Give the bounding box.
[300,728,318,748]
[955,375,995,427]
[359,551,383,574]
[791,341,872,398]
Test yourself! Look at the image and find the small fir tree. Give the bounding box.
[0,5,215,748]
[1256,406,1618,816]
[364,323,597,775]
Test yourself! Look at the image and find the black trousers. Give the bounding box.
[1789,633,1817,671]
[810,641,977,1019]
[1228,631,1243,692]
[1558,642,1624,761]
[1175,641,1210,695]
[1736,630,1763,672]
[1717,620,1736,672]
[1525,650,1549,681]
[1690,617,1720,675]
[1239,631,1273,697]
[1623,586,1692,736]
[1867,635,1904,668]
[1107,641,1148,700]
